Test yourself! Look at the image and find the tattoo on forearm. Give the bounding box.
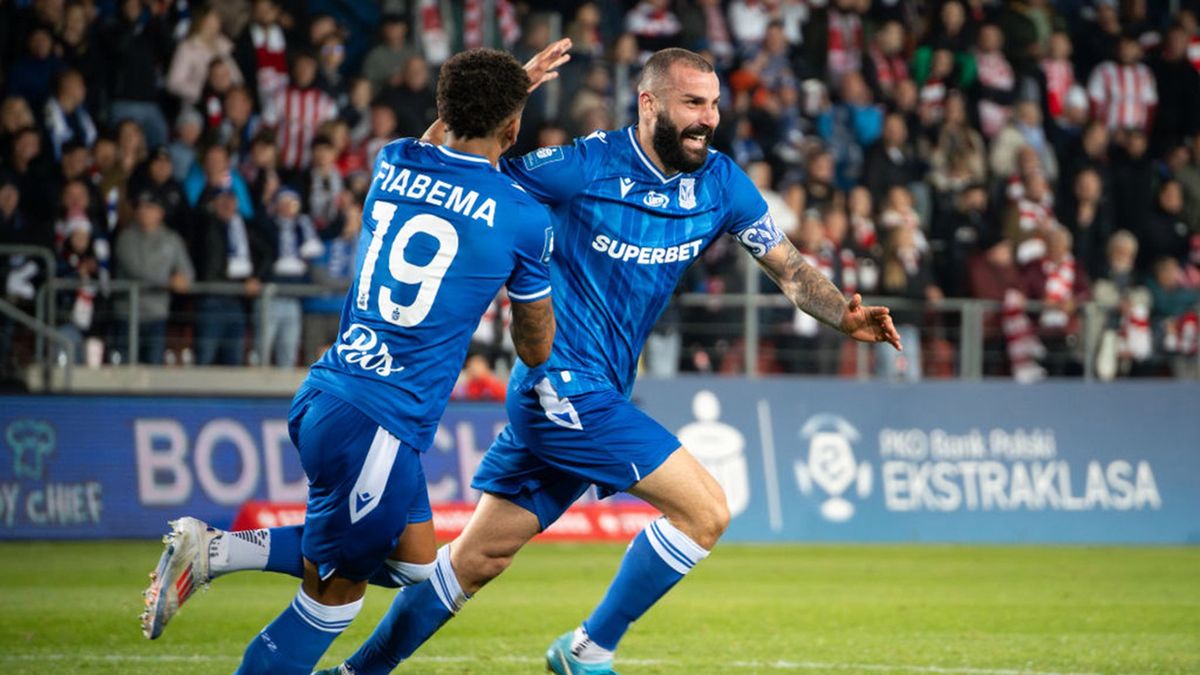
[510,299,555,365]
[768,244,847,329]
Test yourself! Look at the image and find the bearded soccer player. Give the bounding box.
[313,47,902,675]
[138,49,558,674]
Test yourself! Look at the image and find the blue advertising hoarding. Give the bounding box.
[1,380,1197,543]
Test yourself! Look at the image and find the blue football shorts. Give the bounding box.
[288,385,432,581]
[472,377,680,530]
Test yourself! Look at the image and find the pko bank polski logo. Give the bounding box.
[794,414,873,522]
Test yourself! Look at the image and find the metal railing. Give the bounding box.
[5,244,1196,388]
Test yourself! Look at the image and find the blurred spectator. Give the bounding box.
[242,131,283,214]
[275,51,337,176]
[0,97,36,156]
[1178,135,1200,232]
[216,86,261,165]
[928,91,988,195]
[1146,256,1200,375]
[974,24,1017,138]
[169,109,205,181]
[6,26,62,112]
[932,184,988,297]
[862,112,919,204]
[1110,130,1155,244]
[625,0,682,59]
[317,36,349,103]
[113,192,194,365]
[1150,25,1200,154]
[967,235,1023,374]
[1074,0,1123,78]
[54,215,100,363]
[1138,180,1193,273]
[193,188,266,366]
[805,0,866,86]
[305,136,344,232]
[167,8,244,108]
[747,162,797,236]
[863,21,909,104]
[1060,167,1114,281]
[103,0,171,150]
[379,55,437,140]
[233,0,290,125]
[990,100,1058,183]
[340,78,373,152]
[44,70,97,162]
[452,353,507,402]
[185,143,255,217]
[728,0,773,49]
[6,126,56,227]
[1004,172,1058,264]
[1087,34,1156,133]
[260,188,322,367]
[876,226,941,381]
[1021,225,1091,375]
[128,147,190,243]
[199,58,240,132]
[360,13,415,93]
[303,199,359,363]
[817,72,883,191]
[1042,30,1076,123]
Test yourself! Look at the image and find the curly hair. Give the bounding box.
[436,48,531,140]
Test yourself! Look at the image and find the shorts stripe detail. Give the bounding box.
[631,463,642,482]
[349,427,401,524]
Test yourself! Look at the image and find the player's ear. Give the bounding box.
[501,112,521,152]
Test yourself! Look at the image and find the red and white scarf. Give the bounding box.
[1039,255,1075,329]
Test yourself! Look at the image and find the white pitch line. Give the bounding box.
[0,652,1103,674]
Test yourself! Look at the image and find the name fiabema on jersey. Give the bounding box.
[591,234,703,265]
[374,160,498,227]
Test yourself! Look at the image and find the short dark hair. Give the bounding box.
[638,48,714,93]
[436,48,530,140]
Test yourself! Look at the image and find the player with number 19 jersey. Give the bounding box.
[305,138,552,449]
[293,137,552,579]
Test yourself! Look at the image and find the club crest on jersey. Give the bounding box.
[679,178,696,210]
[643,191,669,208]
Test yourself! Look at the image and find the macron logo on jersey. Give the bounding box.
[373,160,497,227]
[592,234,703,265]
[619,177,635,198]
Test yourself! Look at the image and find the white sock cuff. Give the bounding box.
[292,588,363,634]
[644,517,710,575]
[429,545,469,614]
[385,558,436,586]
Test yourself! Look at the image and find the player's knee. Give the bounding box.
[691,494,730,550]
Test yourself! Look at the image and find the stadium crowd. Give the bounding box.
[1,0,1199,387]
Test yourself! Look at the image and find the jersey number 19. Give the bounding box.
[357,201,460,327]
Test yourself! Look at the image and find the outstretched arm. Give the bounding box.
[422,38,573,145]
[510,297,556,366]
[756,240,903,350]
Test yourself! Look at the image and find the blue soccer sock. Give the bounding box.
[580,517,710,656]
[235,586,362,675]
[342,545,468,675]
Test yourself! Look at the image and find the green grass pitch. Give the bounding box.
[0,541,1196,674]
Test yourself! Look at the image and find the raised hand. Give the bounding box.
[524,38,573,93]
[840,293,902,351]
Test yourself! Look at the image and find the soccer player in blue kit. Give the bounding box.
[138,48,560,674]
[315,47,903,675]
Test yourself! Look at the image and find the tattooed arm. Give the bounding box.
[757,239,849,328]
[510,297,556,366]
[735,215,902,349]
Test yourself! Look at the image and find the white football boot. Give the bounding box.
[140,517,219,639]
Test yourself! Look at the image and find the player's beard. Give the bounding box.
[652,110,712,174]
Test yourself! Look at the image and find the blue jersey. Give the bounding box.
[305,139,553,451]
[500,126,782,398]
